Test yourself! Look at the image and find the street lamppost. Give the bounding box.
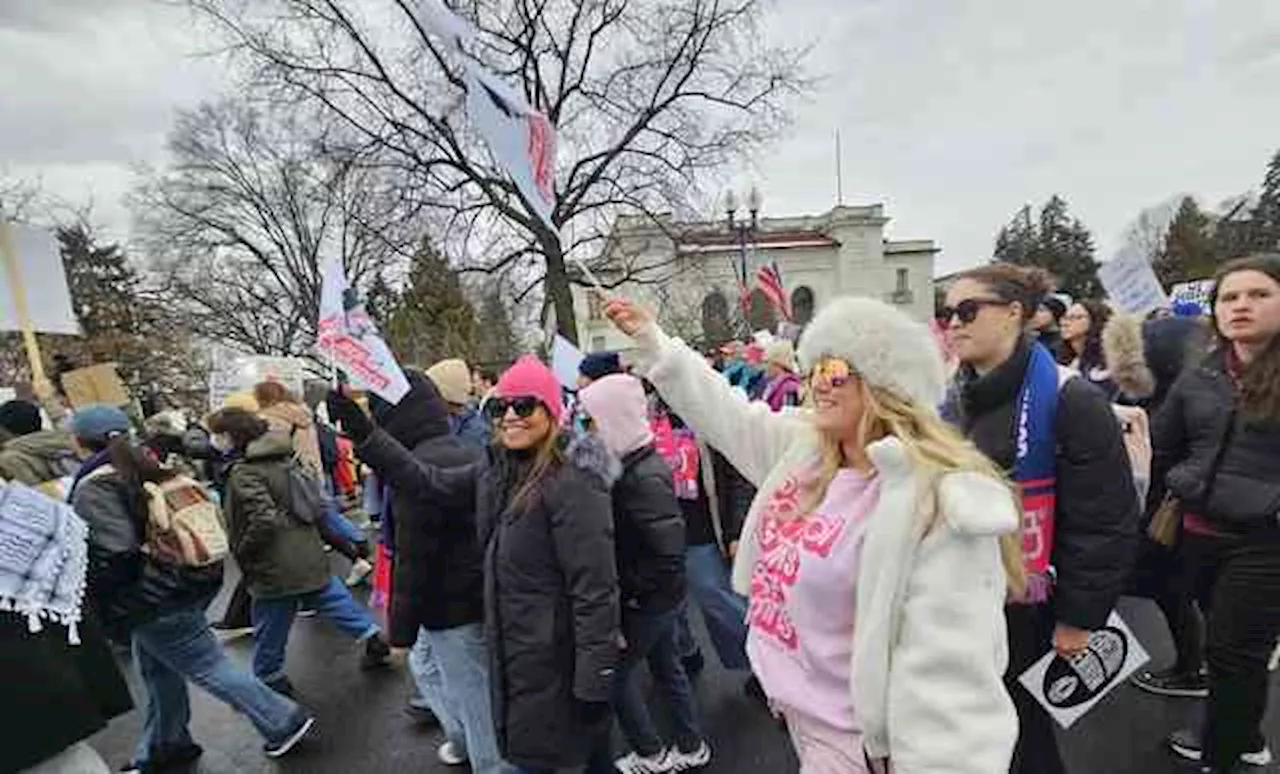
[724,186,762,291]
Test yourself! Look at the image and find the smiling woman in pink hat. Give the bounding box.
[326,355,622,774]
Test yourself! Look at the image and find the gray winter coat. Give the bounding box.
[355,430,621,770]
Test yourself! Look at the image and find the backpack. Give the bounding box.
[282,461,326,526]
[85,465,229,568]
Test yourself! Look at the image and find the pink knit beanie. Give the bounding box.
[495,355,564,422]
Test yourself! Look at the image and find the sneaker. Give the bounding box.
[119,742,204,773]
[345,557,375,587]
[437,740,467,766]
[667,742,712,771]
[211,622,255,641]
[266,676,296,698]
[264,714,316,758]
[297,608,318,618]
[1168,728,1273,766]
[361,635,391,670]
[1132,667,1209,698]
[615,748,674,774]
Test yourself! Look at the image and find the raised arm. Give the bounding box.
[604,297,803,487]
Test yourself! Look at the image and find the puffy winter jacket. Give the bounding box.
[1150,348,1280,530]
[222,432,331,600]
[612,445,686,614]
[0,430,78,489]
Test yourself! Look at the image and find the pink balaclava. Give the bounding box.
[495,355,564,422]
[578,374,654,458]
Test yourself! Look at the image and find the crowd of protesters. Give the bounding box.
[3,253,1280,774]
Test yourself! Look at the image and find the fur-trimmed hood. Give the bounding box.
[563,431,622,488]
[1102,313,1155,400]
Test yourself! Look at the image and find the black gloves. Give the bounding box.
[326,390,374,443]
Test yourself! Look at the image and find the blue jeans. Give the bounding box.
[407,624,507,774]
[130,601,302,765]
[679,543,750,670]
[615,607,704,756]
[251,576,379,681]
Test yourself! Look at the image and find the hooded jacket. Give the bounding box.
[222,432,332,600]
[354,429,620,771]
[580,375,686,614]
[1104,314,1210,416]
[0,430,79,491]
[359,371,484,643]
[629,322,1019,773]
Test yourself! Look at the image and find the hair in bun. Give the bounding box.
[956,262,1057,321]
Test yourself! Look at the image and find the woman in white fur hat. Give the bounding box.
[605,294,1022,774]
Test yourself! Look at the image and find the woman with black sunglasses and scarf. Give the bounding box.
[326,356,621,774]
[940,263,1139,774]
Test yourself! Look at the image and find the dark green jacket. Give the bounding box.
[223,432,330,600]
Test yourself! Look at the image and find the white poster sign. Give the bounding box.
[1,224,79,335]
[316,257,410,404]
[551,335,584,390]
[208,347,310,411]
[1169,279,1214,313]
[1098,248,1168,314]
[1018,612,1149,729]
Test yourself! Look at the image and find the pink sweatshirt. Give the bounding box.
[746,467,881,731]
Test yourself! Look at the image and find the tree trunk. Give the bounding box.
[541,232,579,346]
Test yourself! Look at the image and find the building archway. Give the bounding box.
[701,290,733,348]
[791,286,815,326]
[747,288,779,334]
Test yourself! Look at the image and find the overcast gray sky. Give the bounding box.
[3,0,1279,273]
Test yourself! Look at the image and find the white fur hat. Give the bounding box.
[796,296,947,407]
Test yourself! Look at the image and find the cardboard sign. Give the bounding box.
[60,363,130,409]
[1018,612,1149,729]
[0,224,79,335]
[1098,248,1168,314]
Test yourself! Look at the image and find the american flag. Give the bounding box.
[755,262,791,320]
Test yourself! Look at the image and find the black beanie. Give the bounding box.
[579,352,622,382]
[0,400,42,438]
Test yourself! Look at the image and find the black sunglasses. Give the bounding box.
[936,298,1010,325]
[484,396,543,420]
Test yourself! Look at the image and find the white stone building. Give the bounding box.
[573,204,938,353]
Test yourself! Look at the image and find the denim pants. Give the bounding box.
[407,624,507,774]
[251,576,380,681]
[130,601,302,765]
[615,607,704,756]
[678,543,750,670]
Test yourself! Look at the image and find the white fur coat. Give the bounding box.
[632,323,1019,773]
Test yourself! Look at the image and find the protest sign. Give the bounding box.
[1098,248,1168,314]
[0,223,78,336]
[316,257,410,404]
[1169,279,1214,313]
[551,335,584,390]
[60,363,130,409]
[208,347,310,411]
[1018,612,1149,729]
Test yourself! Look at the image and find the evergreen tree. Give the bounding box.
[385,243,479,368]
[364,270,396,329]
[1247,148,1280,253]
[1154,197,1216,285]
[993,195,1101,299]
[473,287,520,368]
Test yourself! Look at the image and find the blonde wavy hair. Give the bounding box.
[803,376,1026,595]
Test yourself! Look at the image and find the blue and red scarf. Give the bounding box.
[1013,342,1060,603]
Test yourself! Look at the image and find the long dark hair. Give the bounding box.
[81,435,174,492]
[1063,299,1112,370]
[1211,254,1280,421]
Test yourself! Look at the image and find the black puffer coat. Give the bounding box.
[1150,348,1280,530]
[358,373,484,645]
[613,445,686,614]
[943,337,1139,630]
[354,431,621,770]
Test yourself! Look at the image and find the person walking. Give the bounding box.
[1153,255,1280,772]
[604,294,1024,773]
[1059,299,1119,399]
[209,408,390,697]
[0,398,79,496]
[326,355,621,774]
[579,374,712,773]
[427,359,490,449]
[761,340,803,411]
[939,263,1139,774]
[348,371,503,772]
[68,405,315,772]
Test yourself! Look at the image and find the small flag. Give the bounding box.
[316,257,410,404]
[755,262,791,320]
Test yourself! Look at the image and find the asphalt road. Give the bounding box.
[88,563,1279,773]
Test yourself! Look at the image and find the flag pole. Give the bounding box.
[0,217,48,385]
